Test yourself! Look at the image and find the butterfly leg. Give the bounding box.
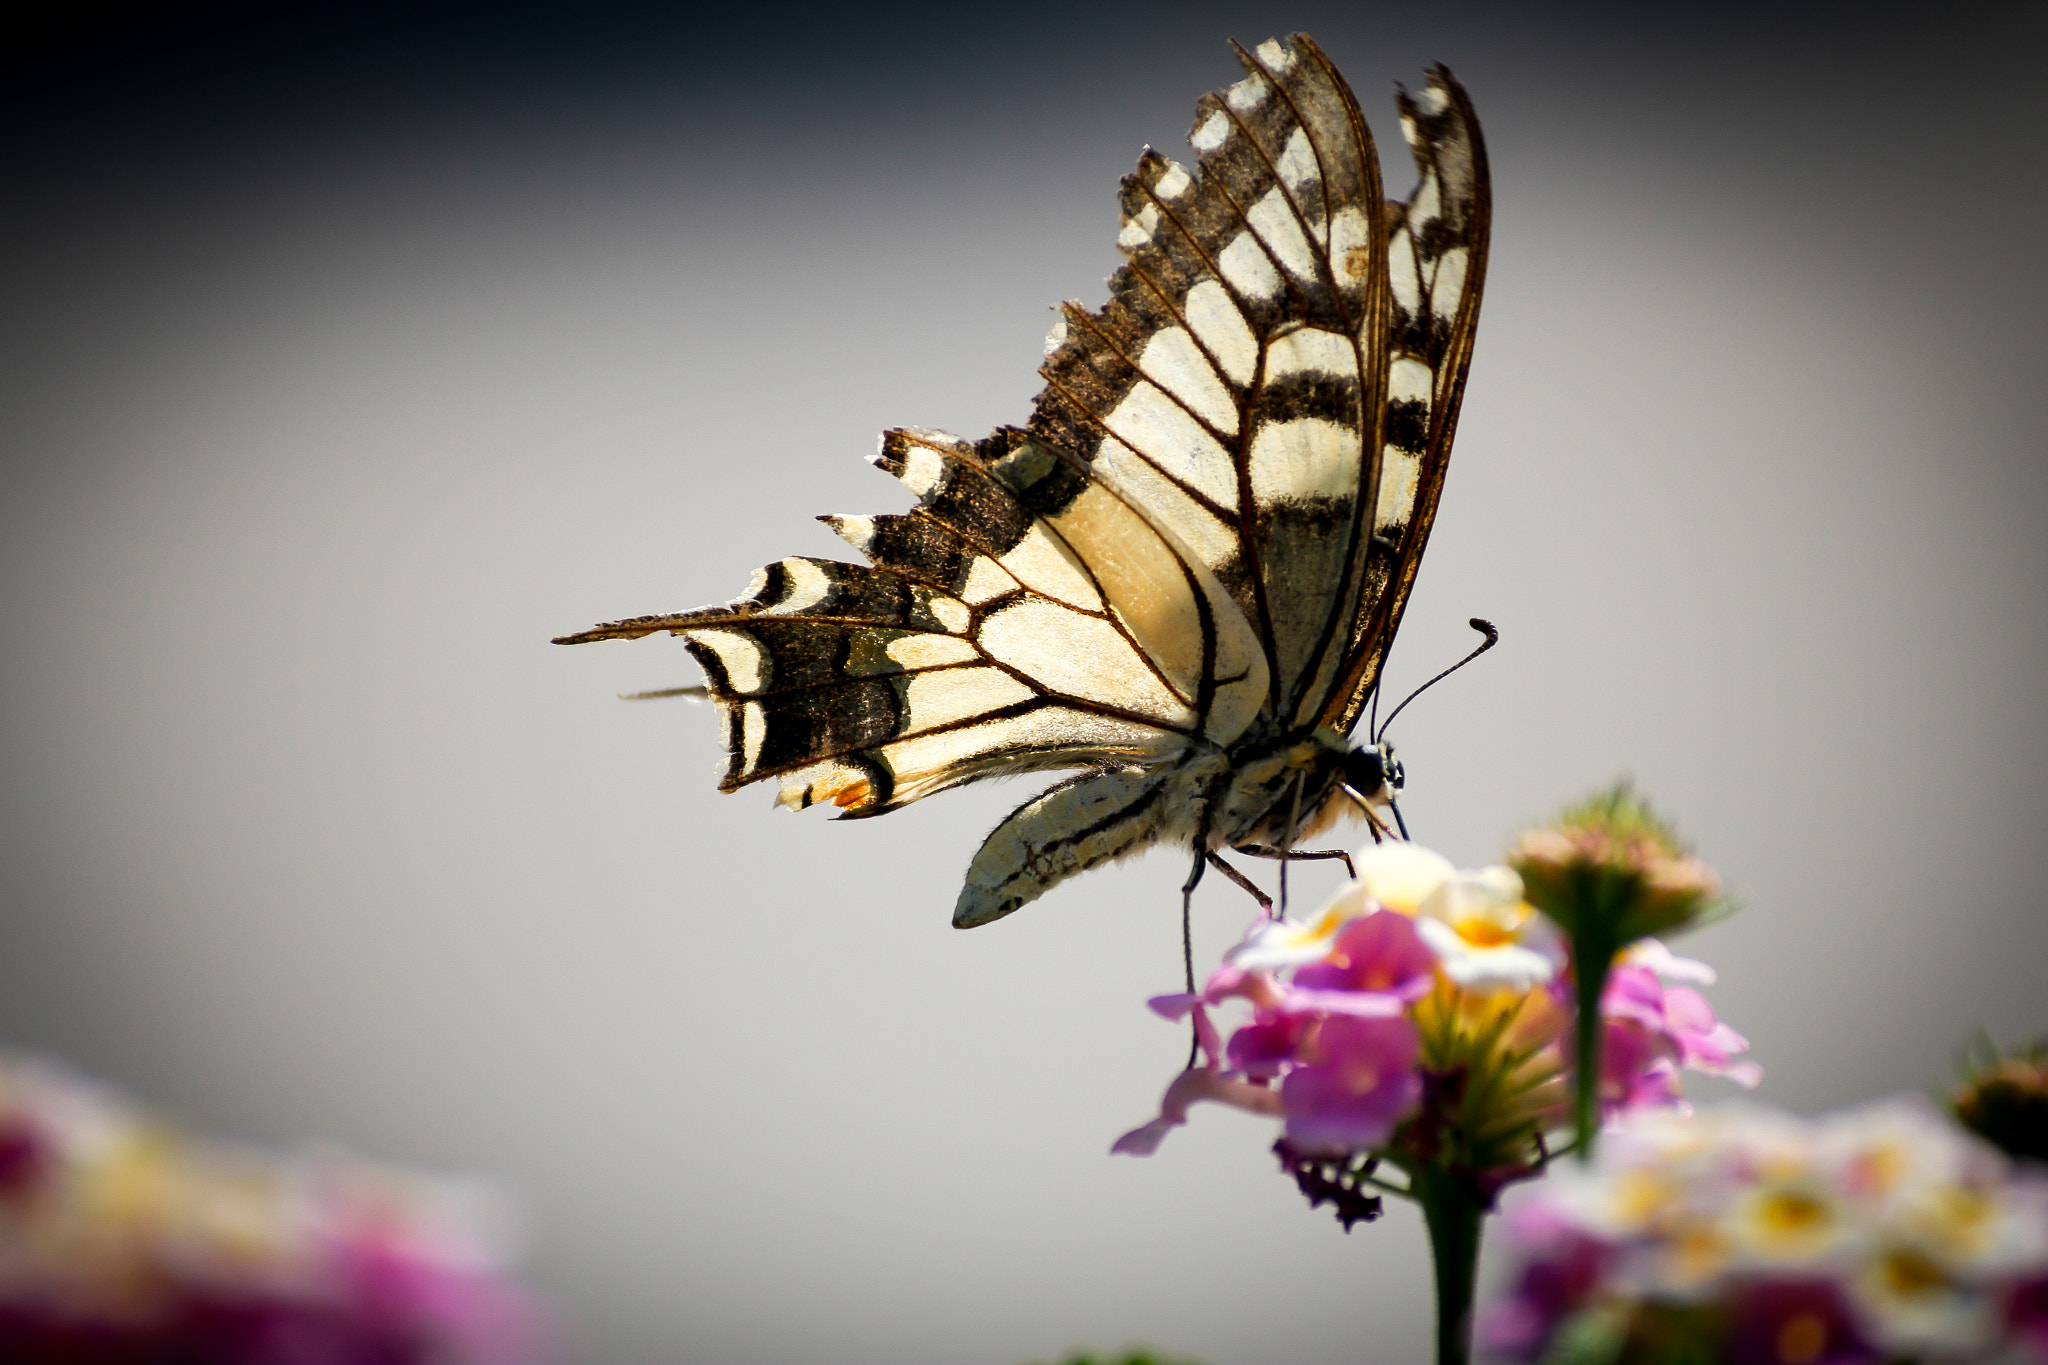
[1204,850,1274,916]
[1179,851,1208,1070]
[1233,844,1358,880]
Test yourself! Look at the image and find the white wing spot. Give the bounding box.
[741,699,768,771]
[1217,230,1283,301]
[1154,162,1192,199]
[1118,202,1160,249]
[1431,247,1469,319]
[1137,326,1237,433]
[1253,38,1295,73]
[1388,356,1434,407]
[930,595,971,634]
[998,524,1105,612]
[1043,315,1069,356]
[897,444,948,499]
[686,627,766,695]
[825,514,875,556]
[1329,204,1372,295]
[1275,128,1321,210]
[761,558,831,616]
[1418,83,1450,115]
[1246,186,1320,282]
[1264,326,1355,382]
[1226,74,1270,113]
[1093,437,1241,551]
[1182,280,1257,386]
[1248,417,1359,502]
[1375,446,1423,532]
[1409,171,1442,227]
[1388,231,1421,316]
[1191,108,1231,154]
[879,710,1176,808]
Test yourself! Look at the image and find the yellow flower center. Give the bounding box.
[1746,1186,1837,1259]
[1454,917,1514,948]
[1878,1247,1949,1300]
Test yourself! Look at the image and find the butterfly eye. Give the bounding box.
[1378,741,1406,796]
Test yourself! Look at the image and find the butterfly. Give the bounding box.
[555,34,1489,931]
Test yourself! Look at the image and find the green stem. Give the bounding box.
[1572,927,1614,1162]
[1415,1164,1485,1365]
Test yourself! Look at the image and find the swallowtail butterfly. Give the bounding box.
[556,34,1489,929]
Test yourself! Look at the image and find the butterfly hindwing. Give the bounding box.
[556,426,1264,815]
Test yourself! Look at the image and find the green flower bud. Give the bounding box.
[1506,783,1727,946]
[1952,1036,2048,1164]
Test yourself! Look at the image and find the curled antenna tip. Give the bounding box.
[1374,617,1502,743]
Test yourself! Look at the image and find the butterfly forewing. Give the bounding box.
[1032,35,1396,733]
[1321,68,1491,737]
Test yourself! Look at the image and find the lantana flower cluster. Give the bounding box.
[0,1055,545,1364]
[1113,843,1756,1198]
[1486,1099,2048,1363]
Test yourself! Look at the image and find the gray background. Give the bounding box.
[2,2,2043,1361]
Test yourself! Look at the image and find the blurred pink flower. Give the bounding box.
[1486,1099,2048,1363]
[0,1055,549,1365]
[1278,1015,1424,1155]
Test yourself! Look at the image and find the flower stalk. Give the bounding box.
[1570,917,1616,1163]
[1415,1162,1486,1365]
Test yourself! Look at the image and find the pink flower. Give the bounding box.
[1663,987,1762,1087]
[1285,910,1437,1009]
[1227,1014,1311,1080]
[1278,1015,1423,1154]
[1111,1068,1284,1157]
[1596,962,1759,1120]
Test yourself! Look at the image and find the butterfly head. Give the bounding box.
[1344,739,1404,807]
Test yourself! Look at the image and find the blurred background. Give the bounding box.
[2,1,2043,1361]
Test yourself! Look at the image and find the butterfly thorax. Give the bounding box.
[1206,723,1367,851]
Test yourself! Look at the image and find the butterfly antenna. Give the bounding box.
[619,685,710,701]
[1373,619,1499,744]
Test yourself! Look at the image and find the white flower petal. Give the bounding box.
[1350,842,1456,915]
